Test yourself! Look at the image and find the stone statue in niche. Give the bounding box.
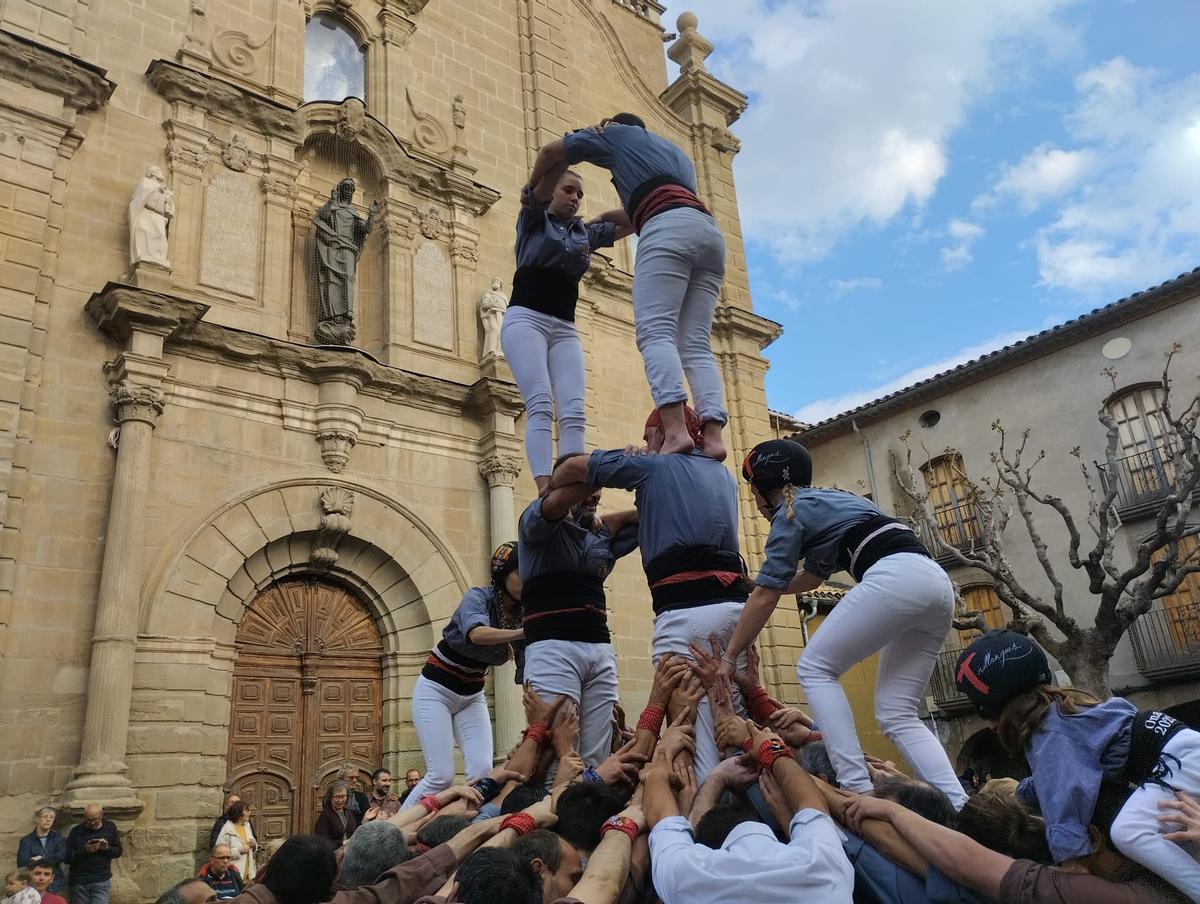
[128,166,175,268]
[479,277,507,361]
[312,177,380,345]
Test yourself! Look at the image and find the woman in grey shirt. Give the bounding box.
[407,543,524,804]
[500,161,631,492]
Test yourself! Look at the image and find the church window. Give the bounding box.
[304,13,365,103]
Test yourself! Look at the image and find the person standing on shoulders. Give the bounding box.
[17,809,66,894]
[530,113,731,461]
[65,805,121,904]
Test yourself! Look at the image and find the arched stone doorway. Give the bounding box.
[225,577,383,842]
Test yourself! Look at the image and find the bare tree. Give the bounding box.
[892,345,1200,697]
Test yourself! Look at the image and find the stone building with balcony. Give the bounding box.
[795,269,1200,776]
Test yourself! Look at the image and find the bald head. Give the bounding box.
[83,805,103,828]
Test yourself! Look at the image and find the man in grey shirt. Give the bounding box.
[549,406,748,781]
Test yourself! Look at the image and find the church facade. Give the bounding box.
[0,2,898,897]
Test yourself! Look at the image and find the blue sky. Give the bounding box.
[666,1,1200,423]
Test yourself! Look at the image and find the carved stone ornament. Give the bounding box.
[478,454,522,488]
[0,30,116,113]
[212,27,275,77]
[667,11,714,74]
[261,172,299,200]
[180,0,211,60]
[167,143,209,177]
[406,88,450,155]
[317,430,357,474]
[450,240,478,264]
[310,486,355,566]
[336,99,366,141]
[109,381,166,426]
[222,133,251,171]
[420,207,444,240]
[452,94,466,130]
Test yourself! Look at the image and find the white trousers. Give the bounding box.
[651,600,748,783]
[408,674,494,802]
[633,208,728,426]
[1111,730,1200,901]
[500,306,586,479]
[796,553,969,809]
[523,640,620,769]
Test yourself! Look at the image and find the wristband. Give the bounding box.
[756,738,794,772]
[419,795,442,814]
[582,766,604,784]
[746,687,779,723]
[522,723,551,747]
[601,815,639,842]
[471,777,502,804]
[636,705,666,738]
[499,812,536,836]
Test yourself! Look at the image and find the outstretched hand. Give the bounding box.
[596,738,648,787]
[688,636,724,693]
[649,655,691,709]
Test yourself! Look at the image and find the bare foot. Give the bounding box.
[660,431,696,455]
[701,422,727,461]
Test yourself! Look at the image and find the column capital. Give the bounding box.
[109,381,166,427]
[479,454,522,488]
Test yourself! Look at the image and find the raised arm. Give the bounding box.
[528,139,567,198]
[540,481,597,522]
[549,453,590,489]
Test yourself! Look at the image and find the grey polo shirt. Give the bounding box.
[563,124,697,209]
[439,586,510,666]
[585,448,741,565]
[756,488,882,588]
[515,184,616,277]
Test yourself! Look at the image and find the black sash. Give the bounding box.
[509,265,580,322]
[644,545,750,616]
[838,514,930,582]
[1126,709,1187,785]
[521,572,609,644]
[421,639,491,695]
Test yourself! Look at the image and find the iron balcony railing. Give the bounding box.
[912,504,987,566]
[1129,602,1200,682]
[927,647,974,712]
[1098,445,1176,519]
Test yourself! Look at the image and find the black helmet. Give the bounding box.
[490,541,518,590]
[741,439,813,495]
[954,630,1053,718]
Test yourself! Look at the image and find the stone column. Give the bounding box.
[63,351,170,812]
[478,453,524,755]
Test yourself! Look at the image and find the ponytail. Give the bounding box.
[995,684,1100,753]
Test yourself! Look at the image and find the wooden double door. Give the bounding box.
[225,578,383,842]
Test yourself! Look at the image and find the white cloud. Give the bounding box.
[674,0,1080,264]
[829,276,883,295]
[940,219,985,270]
[793,328,1034,424]
[1033,58,1200,291]
[982,144,1097,211]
